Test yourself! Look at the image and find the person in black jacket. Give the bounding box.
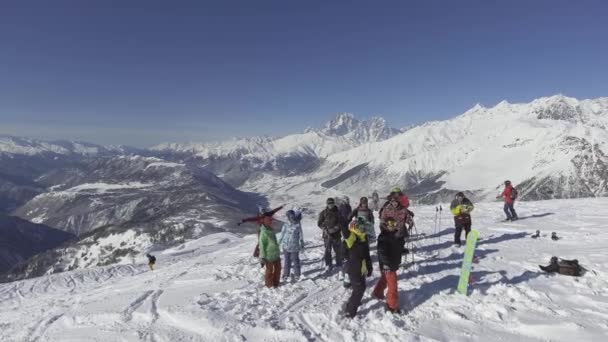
[146,254,156,271]
[318,198,344,273]
[372,218,404,314]
[341,218,373,318]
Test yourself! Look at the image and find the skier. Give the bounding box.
[450,192,475,246]
[238,205,284,257]
[341,218,373,318]
[348,197,376,242]
[259,215,281,288]
[497,180,518,221]
[372,217,404,314]
[278,210,305,282]
[146,254,156,271]
[371,190,380,211]
[317,198,344,274]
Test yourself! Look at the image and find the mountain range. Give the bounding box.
[1,94,607,280]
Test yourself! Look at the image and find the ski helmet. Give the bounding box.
[505,180,511,186]
[326,198,336,206]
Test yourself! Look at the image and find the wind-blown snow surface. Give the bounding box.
[1,198,607,342]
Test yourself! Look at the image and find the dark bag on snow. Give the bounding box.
[540,256,584,276]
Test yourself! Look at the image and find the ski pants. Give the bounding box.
[454,215,472,244]
[264,259,281,288]
[345,272,366,318]
[504,202,518,220]
[373,269,399,310]
[283,251,301,278]
[323,232,343,268]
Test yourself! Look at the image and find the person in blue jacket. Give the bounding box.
[278,210,305,281]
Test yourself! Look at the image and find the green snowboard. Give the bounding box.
[457,229,479,295]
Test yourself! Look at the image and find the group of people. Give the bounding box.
[237,181,519,318]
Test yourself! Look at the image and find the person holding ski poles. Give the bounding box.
[497,180,518,221]
[450,192,474,246]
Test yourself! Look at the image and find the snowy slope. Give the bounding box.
[1,198,607,341]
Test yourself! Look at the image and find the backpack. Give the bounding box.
[510,187,518,200]
[557,258,583,276]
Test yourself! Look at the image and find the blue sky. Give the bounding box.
[1,0,607,147]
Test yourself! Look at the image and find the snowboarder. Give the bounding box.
[259,215,281,288]
[318,198,344,274]
[349,197,376,242]
[341,218,373,318]
[371,190,380,211]
[497,181,518,221]
[146,254,156,271]
[238,205,284,258]
[450,192,475,246]
[278,210,305,281]
[372,217,404,314]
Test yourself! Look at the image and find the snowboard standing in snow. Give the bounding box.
[457,229,479,295]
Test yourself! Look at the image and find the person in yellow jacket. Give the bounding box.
[450,192,475,246]
[340,218,373,318]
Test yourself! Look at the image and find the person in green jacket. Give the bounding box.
[259,216,282,288]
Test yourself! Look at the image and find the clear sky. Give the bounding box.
[1,0,607,147]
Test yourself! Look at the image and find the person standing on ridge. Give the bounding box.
[340,219,373,318]
[278,210,305,282]
[450,192,475,246]
[318,198,344,274]
[497,180,518,221]
[371,190,380,211]
[238,205,284,258]
[372,217,404,314]
[259,215,282,288]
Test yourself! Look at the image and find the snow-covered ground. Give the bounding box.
[1,198,608,341]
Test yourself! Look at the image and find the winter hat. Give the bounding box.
[455,192,465,199]
[360,197,368,205]
[326,198,336,205]
[286,210,296,222]
[505,180,511,186]
[391,187,402,194]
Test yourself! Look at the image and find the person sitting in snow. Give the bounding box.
[341,218,373,318]
[258,215,282,288]
[450,192,475,246]
[278,210,305,282]
[238,205,284,258]
[372,217,404,314]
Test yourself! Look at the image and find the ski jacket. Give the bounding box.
[377,230,404,271]
[338,203,352,222]
[500,186,515,204]
[278,222,304,253]
[259,225,281,262]
[349,207,376,240]
[317,206,344,235]
[240,206,284,225]
[380,201,409,238]
[344,230,372,276]
[450,197,475,217]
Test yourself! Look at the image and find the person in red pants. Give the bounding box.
[372,218,404,314]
